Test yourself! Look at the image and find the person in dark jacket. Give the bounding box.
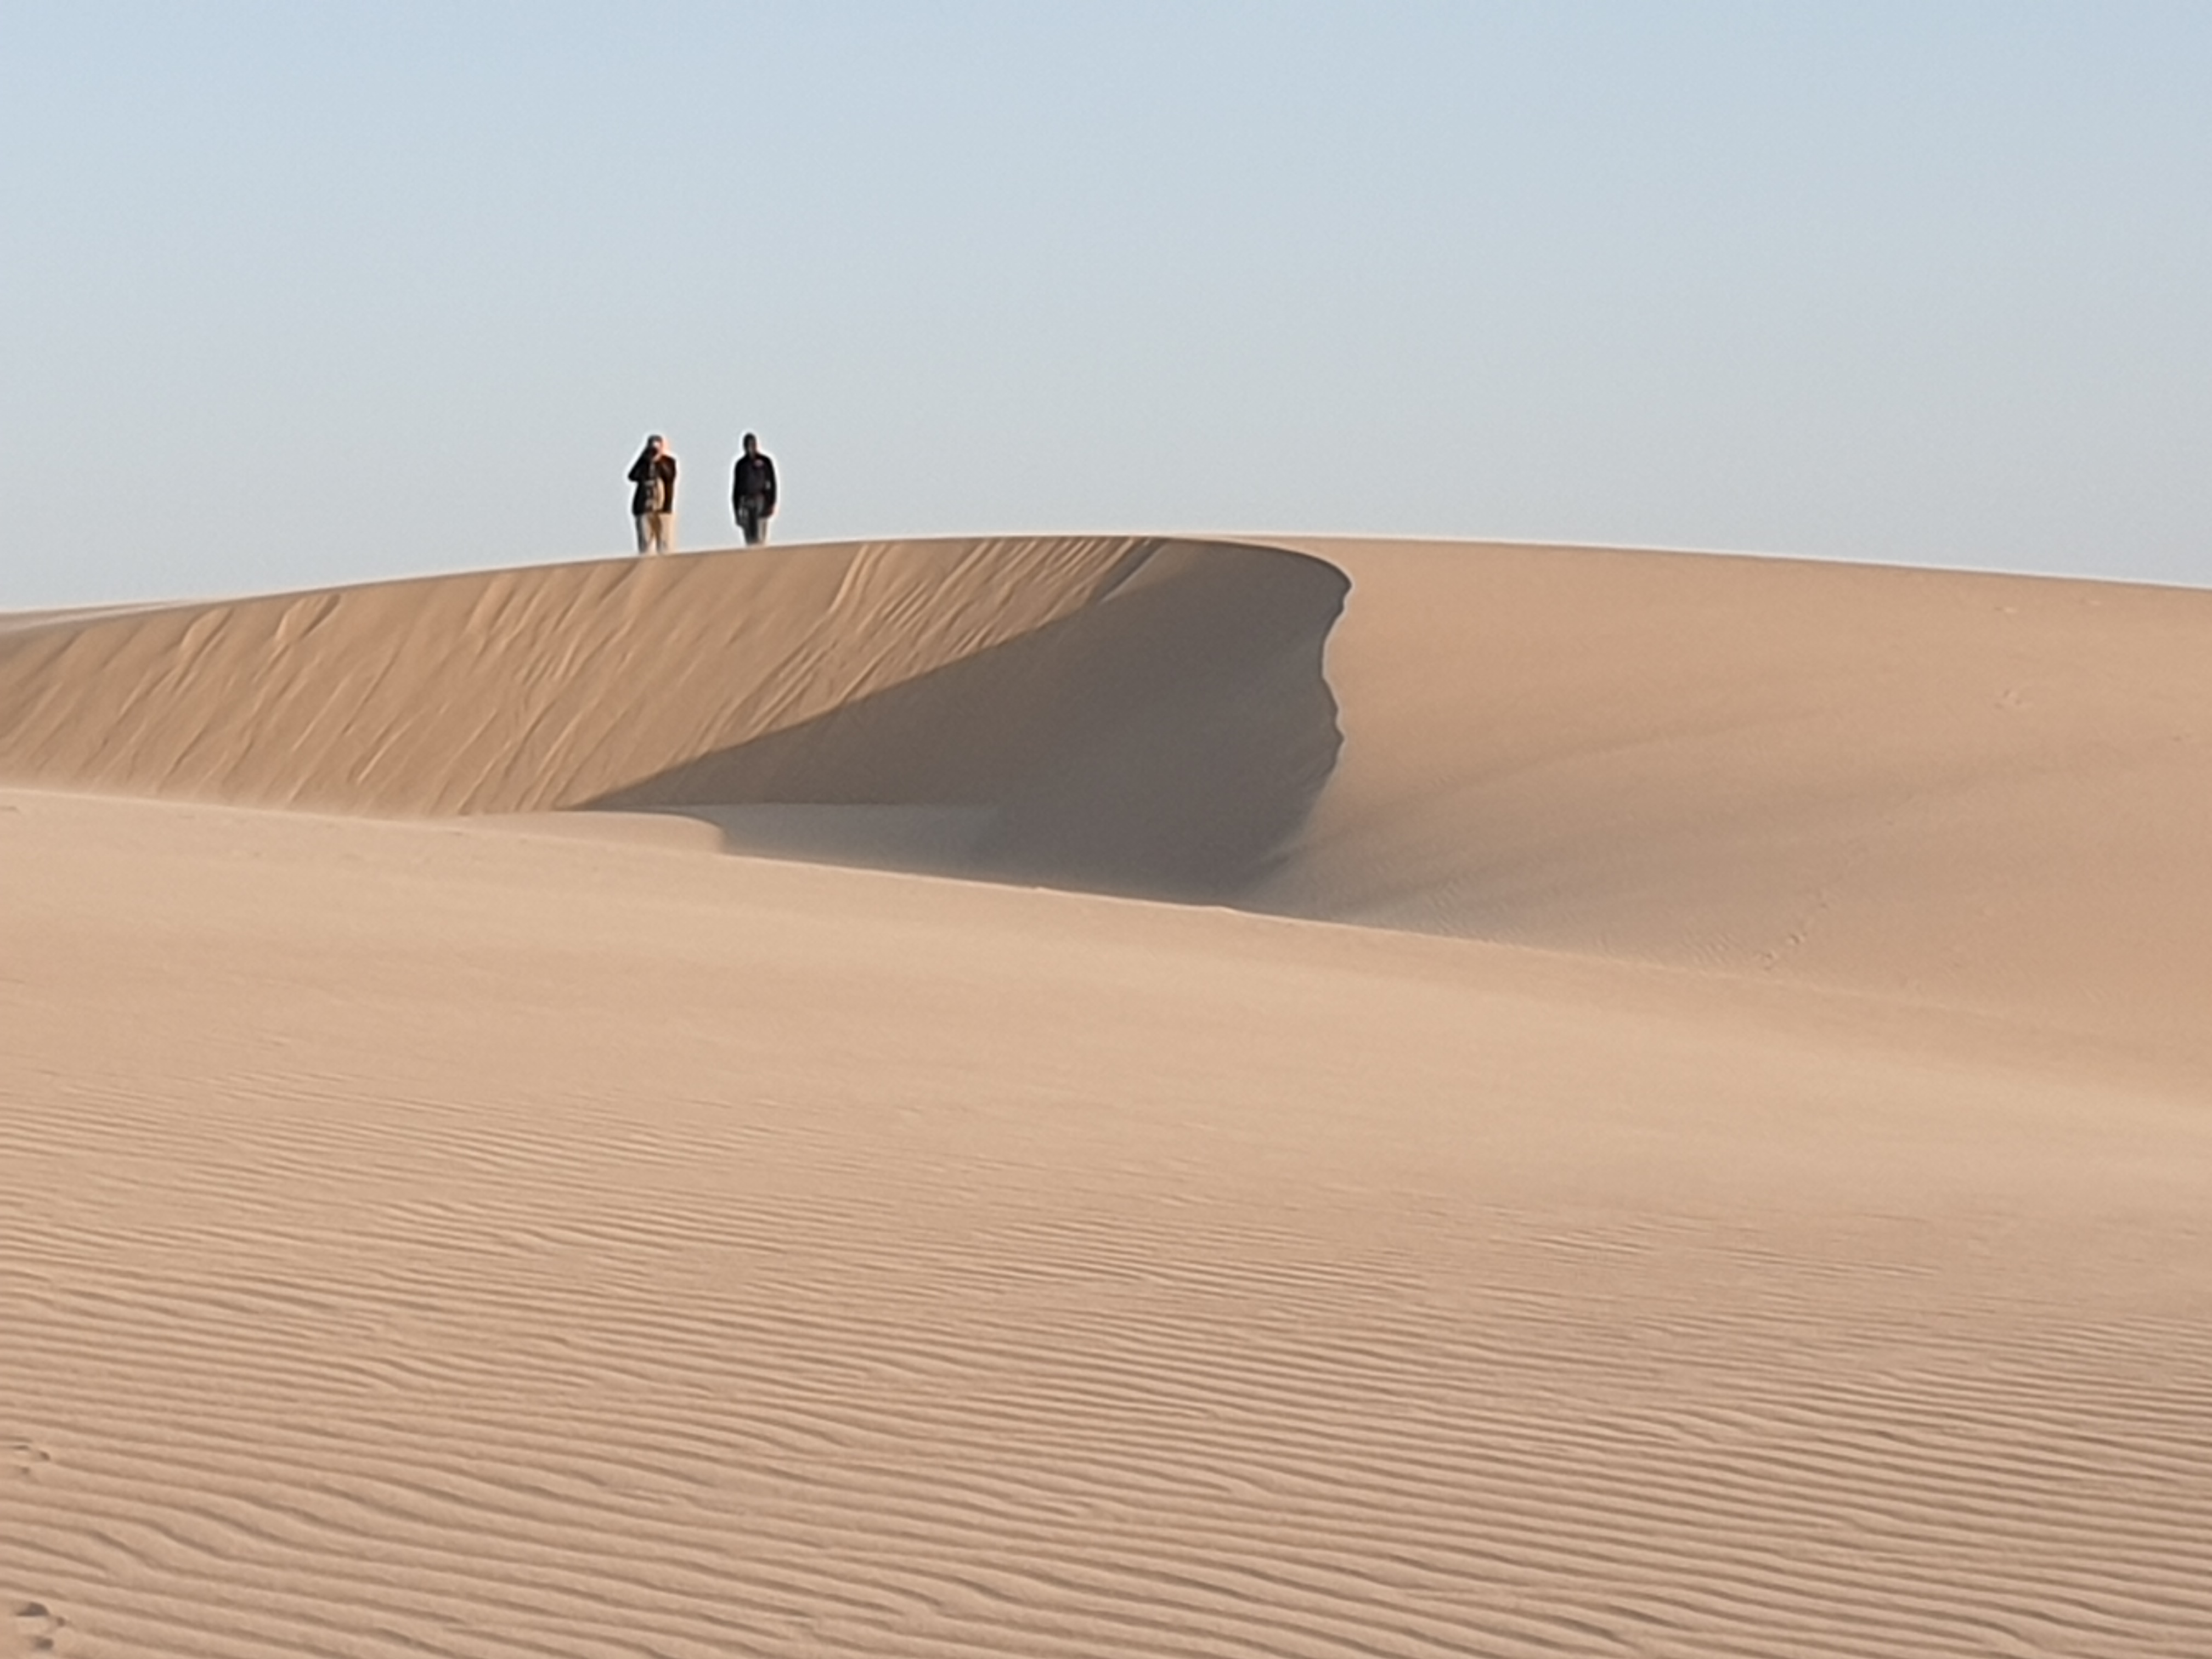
[730,433,777,546]
[627,435,678,555]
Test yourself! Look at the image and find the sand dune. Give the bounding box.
[0,538,1346,897]
[7,534,2208,1045]
[4,535,2211,1657]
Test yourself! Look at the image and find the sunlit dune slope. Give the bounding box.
[1255,538,2212,1059]
[7,788,2209,1658]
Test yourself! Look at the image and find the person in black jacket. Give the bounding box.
[627,435,678,555]
[731,433,778,546]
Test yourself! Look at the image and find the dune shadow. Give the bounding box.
[584,541,1350,901]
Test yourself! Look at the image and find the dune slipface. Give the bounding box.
[3,535,2211,1659]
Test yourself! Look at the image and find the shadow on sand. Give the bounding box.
[584,541,1350,902]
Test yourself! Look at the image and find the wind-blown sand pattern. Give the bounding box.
[4,537,2210,1657]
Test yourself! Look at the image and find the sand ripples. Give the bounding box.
[9,1052,2212,1658]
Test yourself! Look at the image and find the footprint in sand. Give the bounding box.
[2,1442,50,1482]
[7,1602,63,1655]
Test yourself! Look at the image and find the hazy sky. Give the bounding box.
[4,2,2209,606]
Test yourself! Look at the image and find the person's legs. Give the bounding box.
[634,515,653,555]
[642,511,674,554]
[737,499,767,546]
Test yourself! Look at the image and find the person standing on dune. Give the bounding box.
[730,433,777,546]
[628,435,678,555]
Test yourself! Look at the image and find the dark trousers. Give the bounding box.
[735,498,771,546]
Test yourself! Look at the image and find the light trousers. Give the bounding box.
[634,512,675,555]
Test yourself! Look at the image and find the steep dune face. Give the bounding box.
[1254,538,2212,1062]
[0,537,1349,900]
[588,543,1349,897]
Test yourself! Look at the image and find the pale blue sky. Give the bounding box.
[3,2,2209,606]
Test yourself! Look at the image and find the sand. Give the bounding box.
[4,536,2210,1657]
